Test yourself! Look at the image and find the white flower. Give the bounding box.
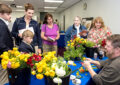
[63,61,66,64]
[53,77,62,84]
[51,63,57,68]
[55,68,66,77]
[68,60,74,65]
[70,75,76,80]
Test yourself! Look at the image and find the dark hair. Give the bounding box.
[107,34,120,48]
[43,13,53,24]
[24,3,34,11]
[0,4,12,13]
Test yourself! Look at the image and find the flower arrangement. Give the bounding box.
[64,37,85,61]
[31,51,76,84]
[0,47,31,69]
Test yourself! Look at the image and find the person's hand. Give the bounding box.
[82,61,92,69]
[85,58,94,63]
[18,34,22,38]
[37,49,41,54]
[82,32,87,36]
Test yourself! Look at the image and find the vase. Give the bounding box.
[45,68,71,85]
[7,67,31,85]
[70,57,81,61]
[85,47,98,58]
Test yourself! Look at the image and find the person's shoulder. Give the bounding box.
[110,57,120,71]
[81,25,87,29]
[31,19,38,24]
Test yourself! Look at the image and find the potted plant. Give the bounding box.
[84,40,97,58]
[64,37,85,61]
[30,51,76,85]
[0,47,31,85]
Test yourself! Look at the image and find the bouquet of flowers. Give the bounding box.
[31,51,76,84]
[64,37,85,61]
[0,47,31,69]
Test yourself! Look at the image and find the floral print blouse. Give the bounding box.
[87,27,112,44]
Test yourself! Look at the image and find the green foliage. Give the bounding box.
[85,40,96,47]
[64,45,85,61]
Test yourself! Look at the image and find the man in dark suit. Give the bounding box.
[0,4,13,85]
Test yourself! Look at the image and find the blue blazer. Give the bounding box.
[19,41,35,53]
[65,24,87,46]
[11,16,42,49]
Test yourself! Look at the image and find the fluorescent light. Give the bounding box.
[1,0,14,1]
[16,6,23,8]
[44,0,64,3]
[44,7,57,9]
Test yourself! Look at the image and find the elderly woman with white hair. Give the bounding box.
[65,16,87,46]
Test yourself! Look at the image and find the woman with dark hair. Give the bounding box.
[41,13,60,56]
[11,3,42,54]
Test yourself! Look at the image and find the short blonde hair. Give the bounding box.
[22,30,34,38]
[92,17,105,28]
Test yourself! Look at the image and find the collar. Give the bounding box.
[75,25,80,29]
[73,24,81,30]
[0,17,9,25]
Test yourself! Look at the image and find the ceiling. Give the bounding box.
[0,0,81,12]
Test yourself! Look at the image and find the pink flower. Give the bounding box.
[7,61,11,68]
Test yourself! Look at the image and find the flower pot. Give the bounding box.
[45,68,71,85]
[7,67,31,85]
[85,47,97,58]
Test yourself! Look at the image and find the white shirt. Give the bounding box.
[75,25,80,37]
[0,17,9,26]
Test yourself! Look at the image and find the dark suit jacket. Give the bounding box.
[0,19,13,55]
[19,41,35,53]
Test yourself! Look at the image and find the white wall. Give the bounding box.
[59,0,120,34]
[11,11,40,23]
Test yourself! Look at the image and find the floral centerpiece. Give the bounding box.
[0,47,32,85]
[31,51,76,85]
[64,36,85,61]
[0,47,31,69]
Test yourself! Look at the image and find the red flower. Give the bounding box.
[73,35,77,39]
[27,54,42,68]
[101,39,106,47]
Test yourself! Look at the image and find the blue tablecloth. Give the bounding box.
[5,57,107,85]
[57,34,65,48]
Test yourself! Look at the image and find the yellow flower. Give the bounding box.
[3,55,9,60]
[44,71,50,76]
[24,58,28,62]
[31,70,36,75]
[13,47,18,51]
[19,54,25,60]
[37,67,43,73]
[14,62,20,69]
[36,74,44,79]
[67,44,70,46]
[49,70,55,77]
[14,51,20,56]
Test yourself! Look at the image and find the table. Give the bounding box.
[5,57,107,85]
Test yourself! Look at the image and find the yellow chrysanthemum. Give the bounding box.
[13,47,18,51]
[31,70,36,75]
[36,74,44,80]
